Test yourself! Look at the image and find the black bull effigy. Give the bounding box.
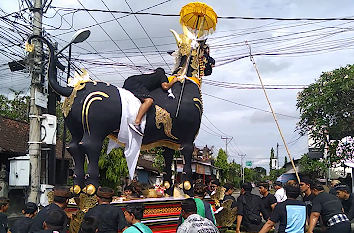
[28,32,215,195]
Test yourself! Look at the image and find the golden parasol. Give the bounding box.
[179,2,218,37]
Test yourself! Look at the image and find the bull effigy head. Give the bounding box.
[170,25,195,57]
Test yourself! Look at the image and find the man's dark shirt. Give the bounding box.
[11,216,33,233]
[303,192,315,218]
[340,193,354,220]
[139,72,168,91]
[0,212,8,233]
[123,69,168,100]
[261,193,277,220]
[236,192,267,232]
[270,199,306,233]
[223,194,237,209]
[311,192,344,224]
[84,204,127,233]
[29,203,67,233]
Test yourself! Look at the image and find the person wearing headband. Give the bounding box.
[85,187,127,233]
[29,186,71,233]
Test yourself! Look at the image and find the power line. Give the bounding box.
[203,93,299,119]
[124,0,171,72]
[100,0,153,71]
[48,7,354,21]
[76,0,142,74]
[50,0,173,38]
[202,113,230,137]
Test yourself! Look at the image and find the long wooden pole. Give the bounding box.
[245,41,300,183]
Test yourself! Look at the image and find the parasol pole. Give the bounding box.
[175,16,205,118]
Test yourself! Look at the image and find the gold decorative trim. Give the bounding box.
[144,206,181,216]
[193,98,203,116]
[107,134,180,152]
[195,104,201,116]
[62,82,86,118]
[141,140,180,151]
[81,91,109,134]
[85,97,102,135]
[155,105,178,140]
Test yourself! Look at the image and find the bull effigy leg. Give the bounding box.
[162,147,174,196]
[80,133,104,194]
[66,121,85,194]
[181,143,194,196]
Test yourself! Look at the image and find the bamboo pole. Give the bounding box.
[245,41,301,183]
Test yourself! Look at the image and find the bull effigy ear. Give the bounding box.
[170,29,181,47]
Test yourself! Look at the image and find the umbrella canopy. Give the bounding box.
[179,2,218,36]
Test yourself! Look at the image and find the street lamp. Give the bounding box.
[58,29,90,185]
[56,29,91,55]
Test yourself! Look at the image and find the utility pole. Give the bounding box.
[28,0,43,203]
[238,154,246,183]
[221,136,233,156]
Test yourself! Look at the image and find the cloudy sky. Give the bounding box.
[1,0,354,170]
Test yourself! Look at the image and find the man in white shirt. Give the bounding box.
[274,181,287,203]
[177,198,219,233]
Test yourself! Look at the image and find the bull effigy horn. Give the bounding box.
[170,29,181,46]
[182,24,195,40]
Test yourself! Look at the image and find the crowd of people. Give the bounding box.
[232,178,353,233]
[0,177,353,233]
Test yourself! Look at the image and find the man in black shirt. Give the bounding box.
[29,186,71,233]
[259,184,306,233]
[307,181,350,233]
[335,184,354,220]
[300,177,315,220]
[11,202,38,233]
[123,68,178,136]
[257,182,277,220]
[0,197,9,233]
[36,210,67,233]
[85,187,127,233]
[236,182,267,233]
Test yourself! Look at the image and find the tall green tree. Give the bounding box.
[269,147,275,171]
[0,90,29,122]
[244,167,258,183]
[297,64,354,163]
[226,161,241,187]
[215,149,228,183]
